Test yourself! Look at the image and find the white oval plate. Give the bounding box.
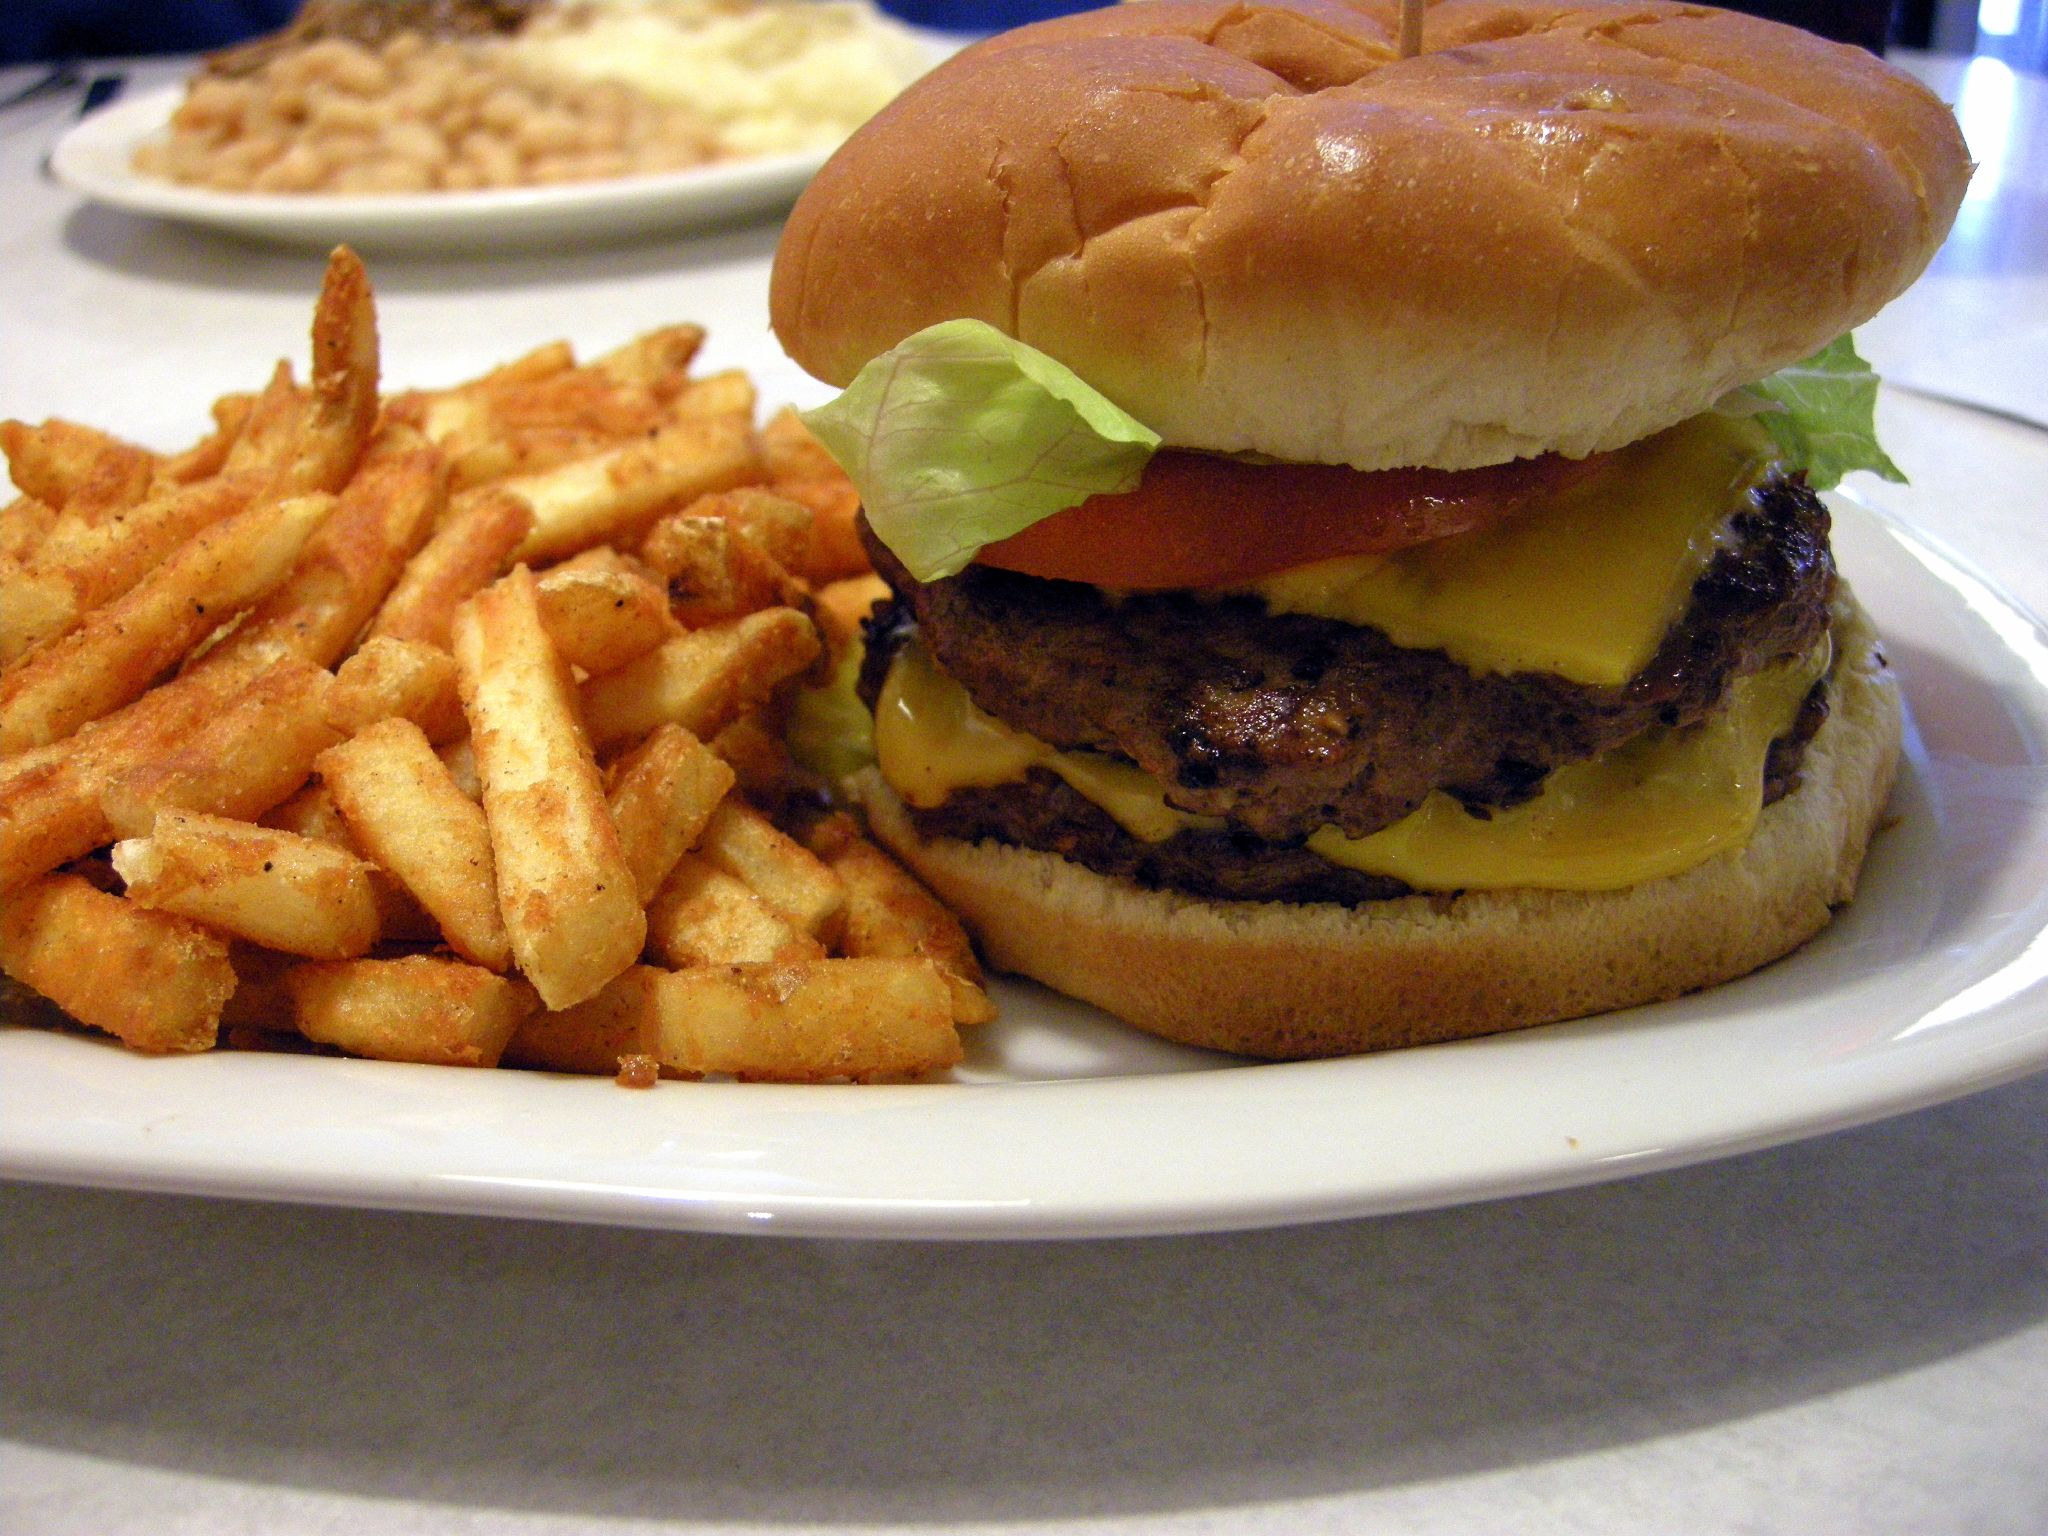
[5,494,2048,1239]
[53,83,840,253]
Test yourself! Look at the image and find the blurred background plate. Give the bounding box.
[47,84,846,253]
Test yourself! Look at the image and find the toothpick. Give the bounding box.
[1399,0,1424,58]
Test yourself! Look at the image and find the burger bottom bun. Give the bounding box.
[854,590,1902,1059]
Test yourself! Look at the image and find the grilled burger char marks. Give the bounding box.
[861,469,1837,905]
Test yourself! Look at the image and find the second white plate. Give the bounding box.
[53,83,846,253]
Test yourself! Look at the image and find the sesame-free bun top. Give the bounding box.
[771,0,1970,472]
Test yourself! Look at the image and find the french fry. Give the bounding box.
[645,854,824,968]
[203,433,444,674]
[271,246,381,499]
[112,811,379,960]
[153,392,255,489]
[0,492,333,754]
[438,734,481,800]
[811,574,889,661]
[260,780,444,947]
[0,419,153,513]
[591,324,705,395]
[641,511,808,628]
[649,959,960,1082]
[1,473,260,667]
[668,369,756,421]
[221,362,307,480]
[452,566,643,1007]
[217,942,298,1035]
[327,635,464,742]
[606,723,735,904]
[580,606,820,754]
[694,798,845,940]
[0,872,234,1053]
[505,411,760,563]
[708,713,798,802]
[98,655,343,838]
[501,963,660,1075]
[285,955,538,1067]
[758,405,842,484]
[774,476,869,585]
[0,496,58,566]
[317,717,511,970]
[367,487,532,650]
[807,814,995,1025]
[534,560,673,675]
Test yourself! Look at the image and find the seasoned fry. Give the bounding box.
[580,606,820,754]
[505,411,760,563]
[807,814,995,1026]
[0,872,234,1053]
[452,565,643,1007]
[1,496,58,566]
[0,492,333,754]
[771,475,869,584]
[591,324,704,394]
[758,405,842,484]
[317,717,511,970]
[534,560,673,675]
[2,261,999,1083]
[650,959,960,1082]
[646,854,824,968]
[113,811,379,960]
[438,734,481,800]
[812,574,890,659]
[273,246,382,499]
[0,419,153,512]
[605,723,735,904]
[502,963,660,1075]
[221,362,307,480]
[694,798,845,940]
[327,635,464,742]
[286,955,538,1067]
[642,511,808,628]
[98,655,343,839]
[668,369,757,421]
[203,433,444,674]
[153,393,255,489]
[1,473,260,667]
[709,713,798,801]
[367,487,532,650]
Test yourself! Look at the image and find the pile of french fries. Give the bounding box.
[0,248,992,1083]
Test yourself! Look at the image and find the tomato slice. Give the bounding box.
[977,449,1608,590]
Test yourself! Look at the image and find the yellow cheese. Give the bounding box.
[873,636,1830,892]
[1246,414,1775,686]
[875,642,1216,842]
[1305,637,1829,890]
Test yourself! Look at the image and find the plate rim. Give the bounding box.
[5,495,2048,1241]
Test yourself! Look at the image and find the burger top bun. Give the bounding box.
[771,0,1971,472]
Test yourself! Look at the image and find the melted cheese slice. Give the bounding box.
[1245,414,1775,686]
[874,637,1830,892]
[875,641,1214,842]
[1305,638,1828,889]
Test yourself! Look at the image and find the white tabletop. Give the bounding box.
[5,49,2048,1536]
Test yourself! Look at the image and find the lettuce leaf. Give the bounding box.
[1719,333,1903,490]
[801,320,1160,582]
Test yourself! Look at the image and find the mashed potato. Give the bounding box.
[510,0,932,156]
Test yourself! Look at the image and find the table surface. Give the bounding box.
[4,49,2047,1536]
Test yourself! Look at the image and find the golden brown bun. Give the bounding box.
[772,0,1969,471]
[854,592,1901,1058]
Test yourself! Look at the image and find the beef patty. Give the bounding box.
[896,678,1830,906]
[862,469,1836,845]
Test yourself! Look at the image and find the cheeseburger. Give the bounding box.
[769,0,1971,1057]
